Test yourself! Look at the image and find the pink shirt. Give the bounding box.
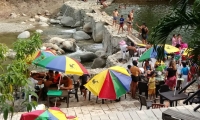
[172,37,176,46]
[177,37,182,44]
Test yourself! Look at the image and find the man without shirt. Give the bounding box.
[112,9,119,27]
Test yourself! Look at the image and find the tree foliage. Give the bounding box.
[150,0,200,64]
[0,32,42,120]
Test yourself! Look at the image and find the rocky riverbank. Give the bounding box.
[3,0,143,73]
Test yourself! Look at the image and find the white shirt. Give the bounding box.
[120,44,127,52]
[28,77,38,89]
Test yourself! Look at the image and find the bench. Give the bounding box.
[162,109,199,120]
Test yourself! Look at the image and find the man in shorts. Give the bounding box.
[112,9,119,27]
[118,15,124,34]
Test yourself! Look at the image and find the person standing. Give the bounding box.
[181,62,190,91]
[147,71,156,100]
[165,61,177,90]
[129,9,134,31]
[177,34,182,45]
[126,15,132,35]
[130,60,141,98]
[118,15,125,34]
[112,9,119,27]
[136,23,149,44]
[119,40,128,61]
[172,34,177,46]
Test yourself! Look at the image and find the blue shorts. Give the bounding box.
[113,16,117,20]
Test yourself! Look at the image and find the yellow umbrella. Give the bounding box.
[182,48,193,56]
[136,43,146,47]
[163,44,180,53]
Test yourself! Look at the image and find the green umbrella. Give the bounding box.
[138,47,157,62]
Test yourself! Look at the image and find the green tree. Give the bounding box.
[150,0,200,64]
[0,33,42,120]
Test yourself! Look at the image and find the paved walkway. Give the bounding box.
[2,81,198,120]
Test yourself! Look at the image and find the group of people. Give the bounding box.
[127,58,199,101]
[112,9,134,35]
[113,8,149,44]
[29,70,90,101]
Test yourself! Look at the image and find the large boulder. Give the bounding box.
[91,57,106,69]
[61,16,74,27]
[17,31,30,39]
[80,52,98,62]
[83,22,92,33]
[60,38,76,52]
[95,50,106,57]
[92,22,104,43]
[73,31,91,40]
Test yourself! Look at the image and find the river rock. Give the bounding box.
[36,29,43,34]
[61,16,74,27]
[5,49,16,59]
[10,13,17,18]
[50,19,60,24]
[48,37,65,45]
[91,57,106,69]
[43,43,59,50]
[73,31,91,40]
[80,52,98,62]
[29,18,35,22]
[38,22,49,27]
[83,22,92,33]
[57,16,63,20]
[39,16,49,22]
[74,21,81,27]
[95,50,106,57]
[17,31,30,39]
[60,39,76,52]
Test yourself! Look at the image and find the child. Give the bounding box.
[147,71,156,100]
[118,15,125,34]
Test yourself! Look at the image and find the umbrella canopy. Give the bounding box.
[182,48,193,56]
[164,44,179,53]
[138,47,158,62]
[34,55,88,76]
[20,107,67,120]
[84,66,132,100]
[27,49,56,64]
[138,44,179,62]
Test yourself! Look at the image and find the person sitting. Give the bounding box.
[79,74,90,100]
[59,76,73,90]
[29,73,43,90]
[49,71,62,88]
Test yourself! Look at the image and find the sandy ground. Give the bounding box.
[0,0,66,33]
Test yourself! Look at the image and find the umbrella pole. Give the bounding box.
[55,76,62,107]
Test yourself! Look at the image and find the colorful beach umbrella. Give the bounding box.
[34,56,88,76]
[84,66,132,100]
[27,49,56,64]
[20,107,67,120]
